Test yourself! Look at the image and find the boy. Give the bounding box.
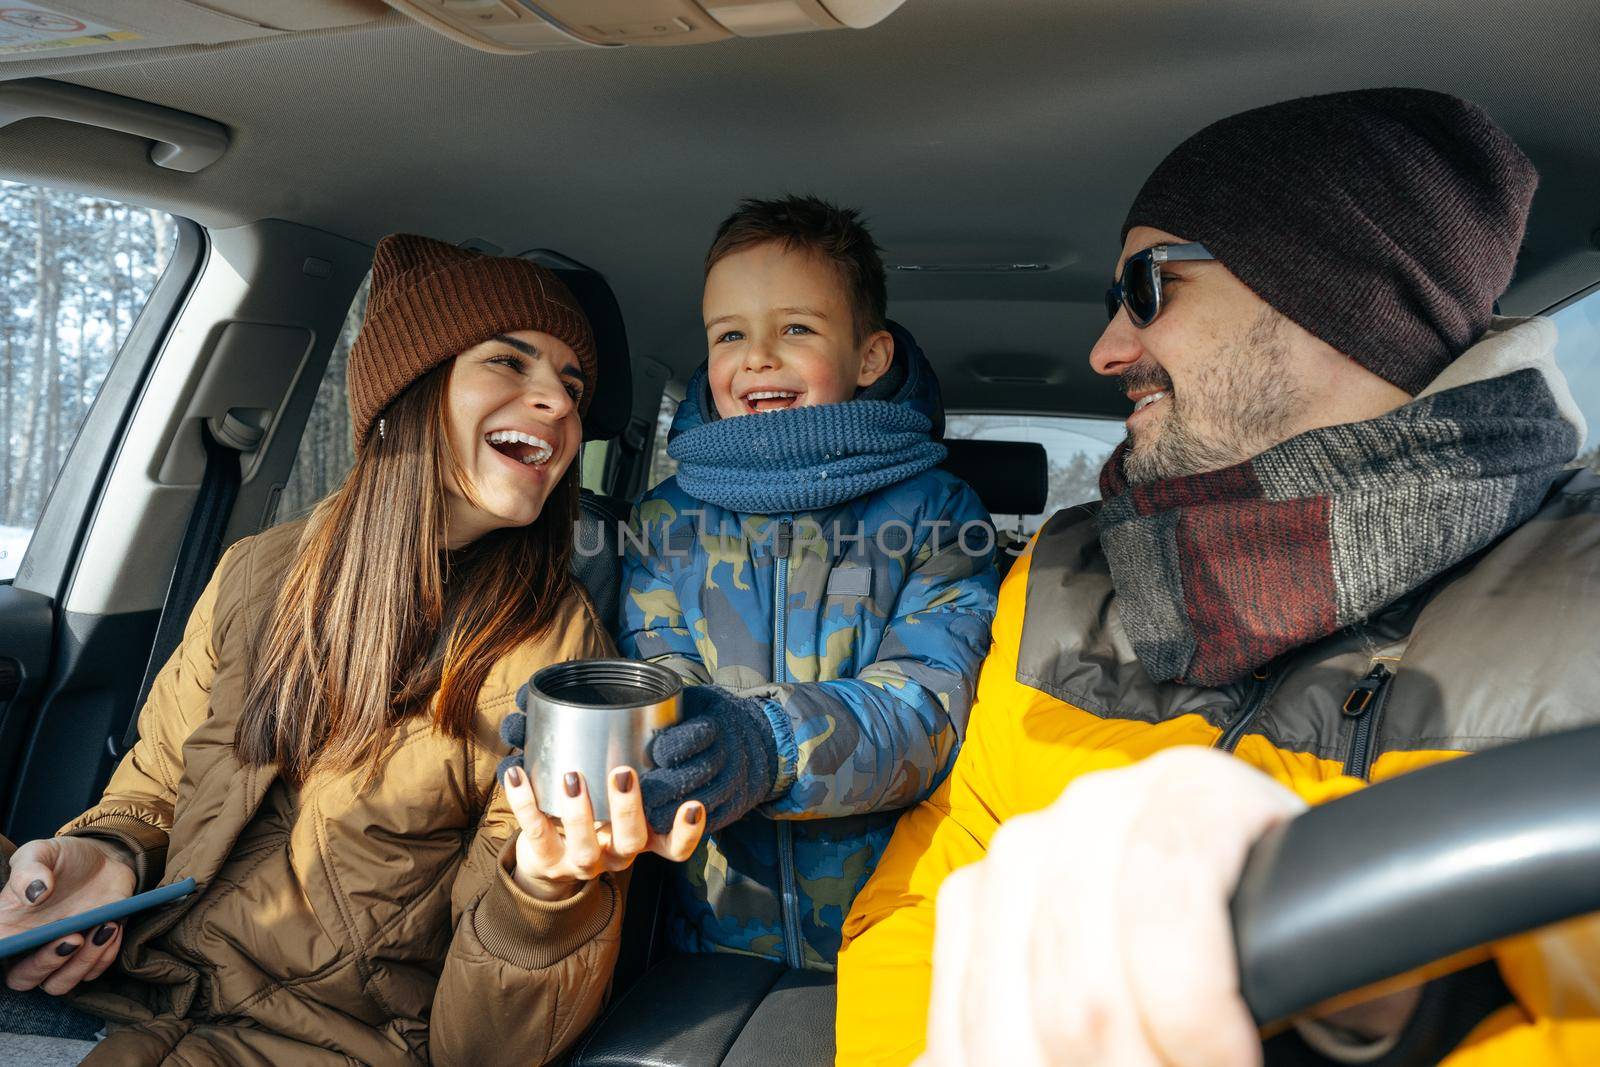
[616,194,998,969]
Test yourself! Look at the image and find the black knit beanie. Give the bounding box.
[1122,88,1537,394]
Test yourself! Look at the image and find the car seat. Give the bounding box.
[523,250,636,628]
[938,437,1049,577]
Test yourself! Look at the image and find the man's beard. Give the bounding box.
[1120,308,1299,485]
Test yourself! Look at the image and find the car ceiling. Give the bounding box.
[2,0,1598,419]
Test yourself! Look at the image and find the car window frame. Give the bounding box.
[7,214,208,601]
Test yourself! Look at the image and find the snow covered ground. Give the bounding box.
[0,525,32,582]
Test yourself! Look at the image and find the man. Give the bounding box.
[836,88,1600,1065]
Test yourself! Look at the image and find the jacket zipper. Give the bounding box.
[771,518,804,970]
[1215,666,1277,754]
[1341,663,1394,780]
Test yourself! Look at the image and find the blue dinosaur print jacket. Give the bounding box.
[618,330,999,969]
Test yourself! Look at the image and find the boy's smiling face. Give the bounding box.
[703,240,894,419]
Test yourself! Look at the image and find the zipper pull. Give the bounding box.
[1342,663,1391,718]
[773,519,792,560]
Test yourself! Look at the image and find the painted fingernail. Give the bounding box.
[505,766,524,788]
[685,803,704,826]
[563,772,581,798]
[92,923,116,946]
[56,940,77,957]
[25,880,46,903]
[612,769,634,793]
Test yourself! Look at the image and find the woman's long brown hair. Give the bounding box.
[236,362,579,784]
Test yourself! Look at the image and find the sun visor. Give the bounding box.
[0,1,389,67]
[381,0,910,54]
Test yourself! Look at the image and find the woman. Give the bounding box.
[0,234,704,1065]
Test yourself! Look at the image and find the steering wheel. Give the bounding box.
[1232,723,1600,1024]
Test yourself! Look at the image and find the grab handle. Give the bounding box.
[0,78,228,173]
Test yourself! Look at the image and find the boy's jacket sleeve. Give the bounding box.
[755,482,999,820]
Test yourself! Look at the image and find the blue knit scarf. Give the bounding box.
[667,401,946,513]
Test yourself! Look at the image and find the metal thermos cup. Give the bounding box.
[520,658,682,821]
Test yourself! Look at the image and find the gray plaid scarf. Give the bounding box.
[1097,318,1585,686]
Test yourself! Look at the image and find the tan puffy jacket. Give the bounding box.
[55,519,620,1065]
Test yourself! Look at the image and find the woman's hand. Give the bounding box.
[2,836,136,995]
[502,764,705,903]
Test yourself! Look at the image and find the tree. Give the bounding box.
[276,278,364,520]
[0,180,176,535]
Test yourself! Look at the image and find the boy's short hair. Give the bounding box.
[705,194,887,342]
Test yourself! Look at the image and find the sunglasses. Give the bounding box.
[1104,242,1214,327]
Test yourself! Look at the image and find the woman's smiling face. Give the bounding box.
[442,329,586,548]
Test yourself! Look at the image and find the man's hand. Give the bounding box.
[2,836,137,995]
[920,747,1305,1067]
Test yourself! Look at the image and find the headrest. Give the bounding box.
[520,249,633,441]
[939,439,1050,516]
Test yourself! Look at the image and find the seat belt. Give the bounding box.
[111,418,253,757]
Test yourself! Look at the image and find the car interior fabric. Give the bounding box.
[938,438,1049,517]
[523,250,635,443]
[120,423,243,754]
[574,490,630,634]
[556,253,633,628]
[570,953,835,1066]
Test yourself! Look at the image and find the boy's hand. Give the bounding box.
[497,706,529,783]
[639,686,779,835]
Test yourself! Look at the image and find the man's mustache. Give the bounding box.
[1118,361,1173,397]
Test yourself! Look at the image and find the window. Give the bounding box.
[0,180,177,581]
[579,439,612,494]
[945,413,1123,534]
[277,277,366,520]
[647,382,687,489]
[1552,287,1600,470]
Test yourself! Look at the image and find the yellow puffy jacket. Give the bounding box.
[837,476,1600,1066]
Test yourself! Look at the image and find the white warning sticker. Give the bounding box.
[0,3,140,56]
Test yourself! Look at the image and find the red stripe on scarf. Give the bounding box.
[1175,495,1337,685]
[1131,462,1261,513]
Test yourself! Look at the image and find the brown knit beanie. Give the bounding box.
[1123,88,1537,395]
[347,234,597,448]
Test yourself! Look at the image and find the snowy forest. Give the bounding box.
[277,278,365,520]
[0,180,176,578]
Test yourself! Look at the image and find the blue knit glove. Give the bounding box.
[640,686,780,835]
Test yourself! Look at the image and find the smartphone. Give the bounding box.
[0,878,199,960]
